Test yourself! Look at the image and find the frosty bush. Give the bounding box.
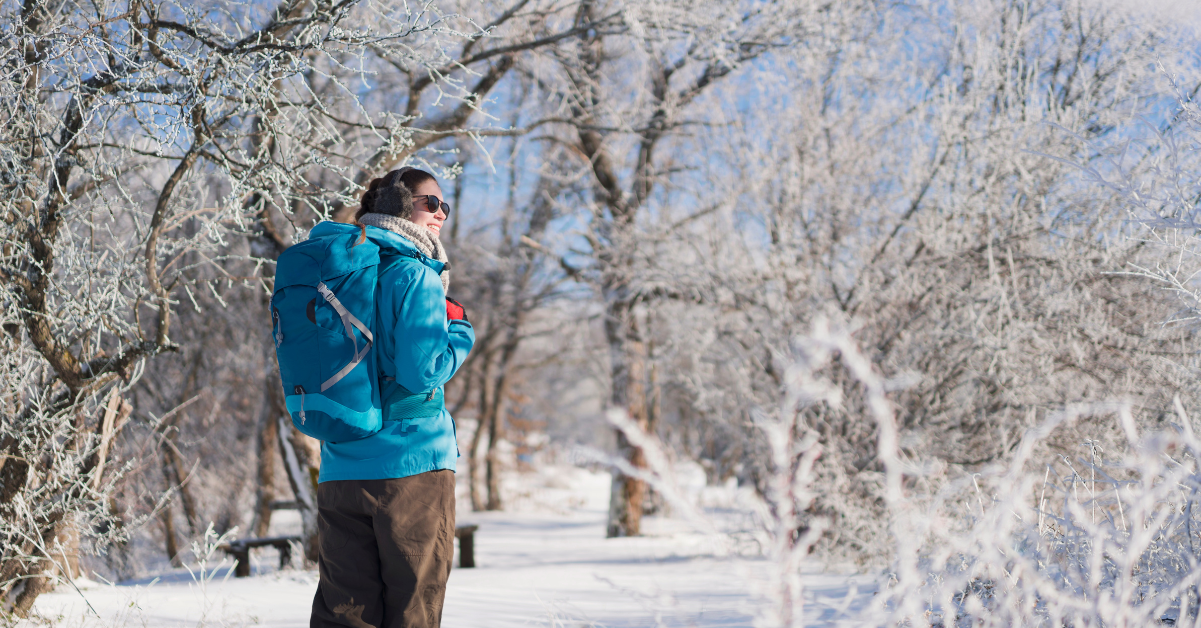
[1074,62,1201,323]
[611,314,1201,626]
[867,399,1201,627]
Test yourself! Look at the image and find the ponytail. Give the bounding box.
[354,177,387,222]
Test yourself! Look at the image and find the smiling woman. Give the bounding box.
[302,167,474,627]
[355,168,453,291]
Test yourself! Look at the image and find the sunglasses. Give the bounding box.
[413,194,451,218]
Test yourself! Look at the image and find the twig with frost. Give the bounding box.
[183,524,238,627]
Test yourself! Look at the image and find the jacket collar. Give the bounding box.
[362,225,446,274]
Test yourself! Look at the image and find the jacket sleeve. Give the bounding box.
[389,266,475,393]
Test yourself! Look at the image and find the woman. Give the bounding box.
[311,167,474,628]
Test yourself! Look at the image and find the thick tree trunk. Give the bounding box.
[0,393,133,615]
[9,573,55,617]
[5,520,69,616]
[607,432,648,536]
[605,306,650,538]
[41,522,80,589]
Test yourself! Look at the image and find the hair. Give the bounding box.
[354,167,437,222]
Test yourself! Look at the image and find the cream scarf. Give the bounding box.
[358,212,450,292]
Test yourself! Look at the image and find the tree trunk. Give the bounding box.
[484,387,505,511]
[158,441,185,566]
[643,354,663,516]
[46,522,80,585]
[608,432,648,536]
[104,495,135,580]
[277,417,319,563]
[158,435,199,563]
[484,338,523,512]
[251,280,285,538]
[468,368,489,511]
[155,356,201,551]
[5,520,69,616]
[605,306,650,538]
[163,440,199,535]
[251,386,279,537]
[8,572,55,617]
[161,503,182,567]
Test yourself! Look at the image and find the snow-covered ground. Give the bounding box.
[27,464,875,627]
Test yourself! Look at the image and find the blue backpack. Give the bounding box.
[271,222,383,442]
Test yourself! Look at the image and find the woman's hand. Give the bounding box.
[445,297,467,322]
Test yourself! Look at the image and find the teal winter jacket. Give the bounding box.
[316,224,475,482]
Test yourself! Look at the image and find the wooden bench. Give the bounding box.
[220,526,476,576]
[455,525,478,568]
[219,535,302,577]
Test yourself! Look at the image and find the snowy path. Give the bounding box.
[29,468,874,627]
[445,510,755,627]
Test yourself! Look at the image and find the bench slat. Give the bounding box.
[220,527,480,576]
[219,535,303,577]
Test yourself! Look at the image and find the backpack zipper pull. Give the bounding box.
[294,385,307,424]
[272,309,283,347]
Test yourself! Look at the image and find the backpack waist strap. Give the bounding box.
[382,385,444,420]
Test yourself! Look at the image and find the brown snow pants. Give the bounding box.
[310,470,456,628]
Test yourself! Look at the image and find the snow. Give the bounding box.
[27,464,875,627]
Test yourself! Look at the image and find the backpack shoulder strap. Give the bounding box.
[315,282,373,392]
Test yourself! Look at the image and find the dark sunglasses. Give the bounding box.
[413,194,451,218]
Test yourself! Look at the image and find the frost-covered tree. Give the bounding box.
[501,0,833,538]
[626,0,1201,562]
[0,0,526,612]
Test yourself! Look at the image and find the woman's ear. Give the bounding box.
[373,176,415,219]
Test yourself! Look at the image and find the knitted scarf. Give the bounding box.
[358,212,450,292]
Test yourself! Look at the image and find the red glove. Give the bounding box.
[446,297,467,322]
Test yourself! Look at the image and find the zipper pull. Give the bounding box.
[295,385,307,424]
[272,309,283,346]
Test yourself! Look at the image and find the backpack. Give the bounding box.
[271,222,383,442]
